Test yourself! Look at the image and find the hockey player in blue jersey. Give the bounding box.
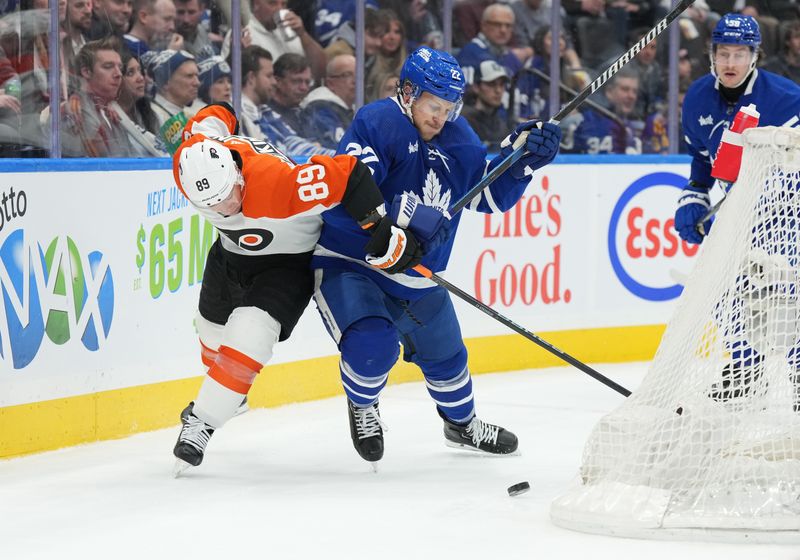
[676,13,800,245]
[312,47,561,464]
[674,14,800,406]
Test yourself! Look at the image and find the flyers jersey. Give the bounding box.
[172,104,360,257]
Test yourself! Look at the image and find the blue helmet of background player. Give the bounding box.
[710,13,761,86]
[399,47,466,122]
[712,13,761,47]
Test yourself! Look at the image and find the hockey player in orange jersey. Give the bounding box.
[170,102,427,475]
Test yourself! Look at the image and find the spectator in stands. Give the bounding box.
[461,59,510,151]
[628,27,664,120]
[149,48,199,152]
[114,49,167,155]
[63,0,93,65]
[301,53,355,149]
[366,71,400,102]
[515,25,587,121]
[195,55,231,105]
[453,0,491,47]
[562,68,644,154]
[270,52,312,135]
[88,0,133,40]
[365,9,405,92]
[324,6,388,64]
[237,44,333,156]
[458,3,531,87]
[221,0,327,82]
[511,0,569,50]
[174,0,216,58]
[381,0,444,49]
[51,37,138,157]
[315,0,379,48]
[761,20,800,83]
[124,0,184,58]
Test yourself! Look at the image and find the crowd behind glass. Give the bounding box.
[0,0,797,158]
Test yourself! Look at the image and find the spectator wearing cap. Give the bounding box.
[149,49,200,152]
[194,55,231,106]
[461,60,511,152]
[238,45,333,157]
[300,53,355,149]
[221,0,327,82]
[124,0,184,58]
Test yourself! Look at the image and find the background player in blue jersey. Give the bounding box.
[312,47,561,464]
[674,14,800,405]
[675,13,800,245]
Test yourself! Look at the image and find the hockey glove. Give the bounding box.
[364,215,424,274]
[675,182,711,245]
[389,194,452,253]
[500,121,562,179]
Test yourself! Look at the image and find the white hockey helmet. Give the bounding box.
[178,140,241,207]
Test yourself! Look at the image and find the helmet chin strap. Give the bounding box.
[710,48,759,88]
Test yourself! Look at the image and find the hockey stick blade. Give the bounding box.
[412,264,632,398]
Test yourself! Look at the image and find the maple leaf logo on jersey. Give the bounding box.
[403,169,451,212]
[699,114,714,126]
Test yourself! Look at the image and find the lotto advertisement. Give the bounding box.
[0,159,695,412]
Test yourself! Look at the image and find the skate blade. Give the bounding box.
[370,461,379,473]
[173,459,193,478]
[444,440,521,457]
[233,402,250,417]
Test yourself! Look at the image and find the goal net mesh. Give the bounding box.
[551,126,800,542]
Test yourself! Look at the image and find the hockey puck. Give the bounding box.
[507,481,530,496]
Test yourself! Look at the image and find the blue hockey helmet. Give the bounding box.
[399,47,466,121]
[712,13,761,47]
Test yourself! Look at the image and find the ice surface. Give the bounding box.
[1,363,797,559]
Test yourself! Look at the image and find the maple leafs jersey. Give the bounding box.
[312,96,531,300]
[682,69,800,188]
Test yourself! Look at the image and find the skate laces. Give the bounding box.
[465,417,499,446]
[179,413,213,451]
[354,405,387,439]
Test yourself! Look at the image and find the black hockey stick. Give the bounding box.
[448,0,696,216]
[521,66,627,127]
[696,196,726,235]
[412,264,632,397]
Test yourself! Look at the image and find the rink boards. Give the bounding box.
[0,155,696,458]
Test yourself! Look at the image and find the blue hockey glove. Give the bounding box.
[389,193,452,253]
[674,182,711,245]
[500,121,562,179]
[364,215,424,274]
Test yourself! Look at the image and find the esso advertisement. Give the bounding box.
[608,172,699,301]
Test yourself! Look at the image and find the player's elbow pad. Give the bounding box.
[341,159,387,227]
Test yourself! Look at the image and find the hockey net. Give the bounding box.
[551,126,800,543]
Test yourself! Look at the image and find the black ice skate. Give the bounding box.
[708,360,765,402]
[347,400,386,464]
[173,402,215,476]
[441,411,518,455]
